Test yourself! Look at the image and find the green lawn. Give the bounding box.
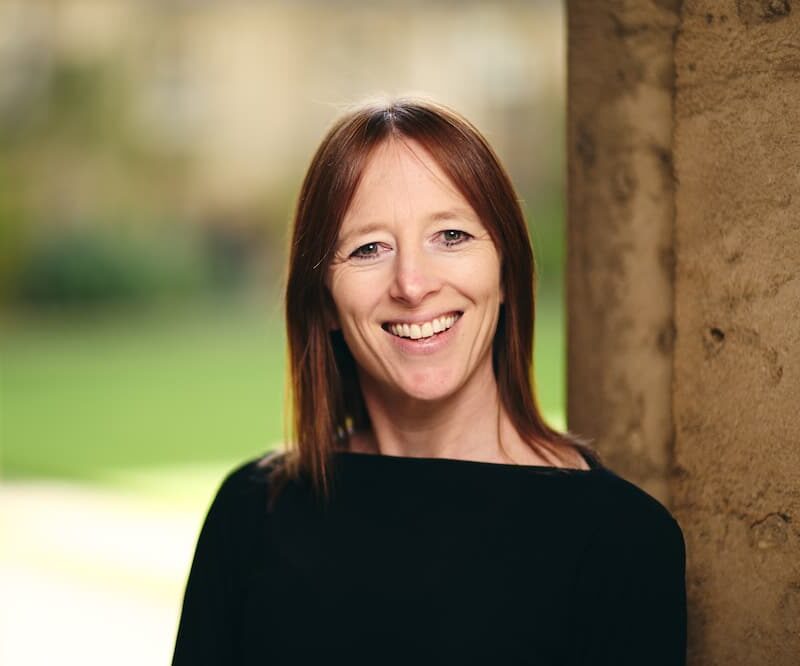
[0,294,566,482]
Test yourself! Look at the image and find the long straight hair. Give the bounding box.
[270,98,600,504]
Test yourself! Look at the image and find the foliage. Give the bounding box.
[10,224,217,309]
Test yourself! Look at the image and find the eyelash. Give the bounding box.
[349,230,472,261]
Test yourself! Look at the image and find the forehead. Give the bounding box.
[341,138,478,226]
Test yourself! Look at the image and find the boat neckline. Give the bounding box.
[332,449,604,474]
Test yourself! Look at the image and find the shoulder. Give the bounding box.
[579,469,686,563]
[564,472,688,663]
[189,451,289,561]
[206,450,288,516]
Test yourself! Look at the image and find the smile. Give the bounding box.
[382,312,462,340]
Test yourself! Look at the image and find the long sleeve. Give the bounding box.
[564,507,688,666]
[172,469,245,666]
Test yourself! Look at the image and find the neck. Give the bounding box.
[352,359,526,463]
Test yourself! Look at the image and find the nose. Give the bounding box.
[388,245,441,307]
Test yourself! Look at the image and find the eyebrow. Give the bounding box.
[428,207,475,222]
[338,222,388,247]
[338,207,477,246]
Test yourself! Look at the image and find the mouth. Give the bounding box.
[381,311,463,340]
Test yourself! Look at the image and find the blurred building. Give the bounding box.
[0,0,565,221]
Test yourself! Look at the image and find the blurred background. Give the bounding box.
[0,0,567,663]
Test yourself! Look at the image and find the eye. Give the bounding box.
[439,229,472,246]
[350,242,383,260]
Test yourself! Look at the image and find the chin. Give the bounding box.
[389,368,462,403]
[397,386,456,403]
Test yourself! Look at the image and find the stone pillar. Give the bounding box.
[567,1,800,664]
[566,0,679,504]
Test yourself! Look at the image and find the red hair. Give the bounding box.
[271,98,600,503]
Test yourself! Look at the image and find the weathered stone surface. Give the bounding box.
[673,1,800,663]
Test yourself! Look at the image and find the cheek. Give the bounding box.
[451,254,503,301]
[329,271,382,325]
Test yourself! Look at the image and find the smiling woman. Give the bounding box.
[282,98,602,485]
[172,98,687,666]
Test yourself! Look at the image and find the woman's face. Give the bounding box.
[326,139,503,405]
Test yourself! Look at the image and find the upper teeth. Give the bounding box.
[388,314,460,340]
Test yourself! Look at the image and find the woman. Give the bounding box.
[172,98,687,665]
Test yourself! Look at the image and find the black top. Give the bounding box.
[172,450,687,666]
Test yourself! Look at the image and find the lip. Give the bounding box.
[382,312,462,355]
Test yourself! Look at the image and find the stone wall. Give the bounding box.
[567,1,800,664]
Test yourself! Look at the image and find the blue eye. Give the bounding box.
[441,230,471,246]
[350,242,381,260]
